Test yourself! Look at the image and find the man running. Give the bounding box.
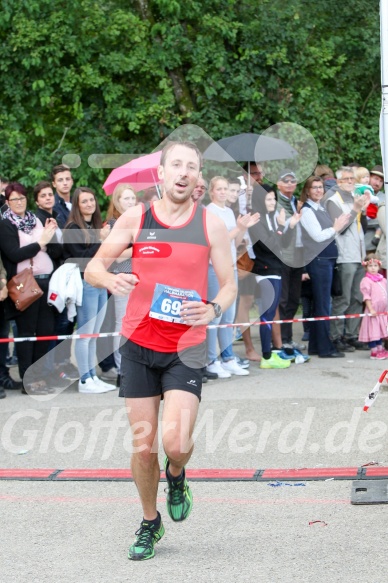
[85,140,236,560]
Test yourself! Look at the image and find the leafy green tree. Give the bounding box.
[0,0,381,207]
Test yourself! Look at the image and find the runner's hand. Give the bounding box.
[180,300,215,327]
[109,273,139,296]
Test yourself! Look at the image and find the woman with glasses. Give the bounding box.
[300,176,349,358]
[0,182,62,395]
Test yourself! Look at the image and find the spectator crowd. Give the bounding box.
[0,159,386,398]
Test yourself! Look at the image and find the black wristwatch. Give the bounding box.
[208,301,222,318]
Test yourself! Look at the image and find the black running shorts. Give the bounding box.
[118,339,206,400]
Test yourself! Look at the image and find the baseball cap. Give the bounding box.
[278,169,296,181]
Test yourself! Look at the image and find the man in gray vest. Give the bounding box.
[325,166,370,351]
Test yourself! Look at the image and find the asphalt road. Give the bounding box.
[1,332,388,582]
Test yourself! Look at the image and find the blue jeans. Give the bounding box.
[207,265,237,363]
[307,256,336,356]
[75,281,108,381]
[113,294,129,372]
[255,278,282,355]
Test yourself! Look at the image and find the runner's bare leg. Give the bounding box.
[126,396,161,520]
[162,390,200,477]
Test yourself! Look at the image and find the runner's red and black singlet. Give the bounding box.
[121,202,211,352]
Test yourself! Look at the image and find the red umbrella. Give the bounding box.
[102,150,162,195]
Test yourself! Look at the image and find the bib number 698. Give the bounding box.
[161,298,181,316]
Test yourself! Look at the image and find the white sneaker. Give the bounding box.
[284,341,306,351]
[206,360,231,379]
[78,377,111,394]
[92,376,117,392]
[221,358,250,376]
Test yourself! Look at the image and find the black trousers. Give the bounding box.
[279,264,303,344]
[0,301,9,379]
[13,279,55,383]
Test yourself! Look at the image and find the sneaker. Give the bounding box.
[100,367,118,381]
[92,376,117,392]
[235,356,250,369]
[260,352,291,369]
[370,350,387,360]
[293,349,310,363]
[0,388,5,399]
[6,355,18,368]
[301,332,310,341]
[164,457,193,522]
[206,360,231,379]
[284,340,306,351]
[0,376,23,390]
[22,381,49,395]
[78,377,113,394]
[276,348,310,363]
[48,371,74,389]
[128,517,165,561]
[62,361,79,380]
[39,380,55,394]
[275,349,295,361]
[203,366,218,380]
[333,338,355,353]
[221,358,249,376]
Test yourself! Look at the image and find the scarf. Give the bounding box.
[366,272,384,283]
[3,208,36,234]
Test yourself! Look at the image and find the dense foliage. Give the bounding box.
[0,0,381,203]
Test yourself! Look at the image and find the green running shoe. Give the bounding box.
[128,518,165,561]
[260,351,291,369]
[164,456,193,522]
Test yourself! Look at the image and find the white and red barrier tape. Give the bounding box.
[1,311,386,343]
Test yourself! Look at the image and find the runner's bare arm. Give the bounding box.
[180,212,237,326]
[84,205,143,295]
